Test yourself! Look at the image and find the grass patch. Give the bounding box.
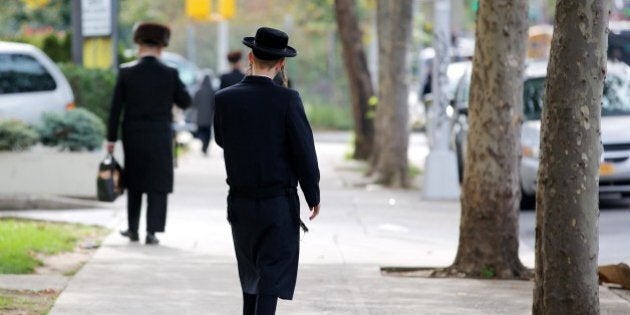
[0,289,58,315]
[0,218,106,274]
[408,163,423,178]
[304,103,353,130]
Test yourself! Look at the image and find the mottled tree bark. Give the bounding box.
[533,1,609,314]
[370,0,412,187]
[446,0,529,279]
[334,0,375,160]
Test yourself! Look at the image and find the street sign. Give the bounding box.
[81,0,112,37]
[186,0,212,21]
[219,0,236,19]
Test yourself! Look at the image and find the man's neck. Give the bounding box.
[138,47,161,58]
[251,67,277,79]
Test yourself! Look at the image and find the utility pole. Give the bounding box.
[422,0,460,200]
[111,0,118,69]
[71,0,83,65]
[216,20,229,74]
[186,23,197,65]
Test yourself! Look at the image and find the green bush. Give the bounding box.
[38,108,105,151]
[0,120,39,151]
[304,103,353,130]
[6,33,71,63]
[57,63,116,123]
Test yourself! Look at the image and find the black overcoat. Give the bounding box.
[193,76,215,127]
[214,75,320,300]
[219,69,245,90]
[107,56,191,193]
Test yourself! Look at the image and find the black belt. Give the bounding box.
[229,186,309,233]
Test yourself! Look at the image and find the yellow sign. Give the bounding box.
[186,0,212,21]
[600,162,615,176]
[185,0,235,21]
[219,0,236,19]
[83,37,113,70]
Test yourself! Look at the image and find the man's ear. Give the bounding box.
[276,58,286,70]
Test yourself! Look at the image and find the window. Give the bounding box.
[0,53,57,94]
[602,73,630,116]
[523,78,545,121]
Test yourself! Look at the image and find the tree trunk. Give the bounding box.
[445,0,529,279]
[533,1,609,314]
[334,0,375,160]
[369,0,412,187]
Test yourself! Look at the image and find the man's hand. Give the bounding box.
[107,142,115,154]
[309,204,320,220]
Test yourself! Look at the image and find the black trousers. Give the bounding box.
[196,126,212,154]
[127,189,168,233]
[243,293,277,315]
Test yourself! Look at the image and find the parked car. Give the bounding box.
[450,60,630,206]
[160,51,201,96]
[0,41,74,125]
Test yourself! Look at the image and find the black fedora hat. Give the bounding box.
[242,27,297,60]
[133,22,171,47]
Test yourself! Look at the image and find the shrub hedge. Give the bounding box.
[38,108,105,151]
[0,120,39,151]
[58,63,116,123]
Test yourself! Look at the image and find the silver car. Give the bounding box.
[0,41,75,125]
[450,60,630,206]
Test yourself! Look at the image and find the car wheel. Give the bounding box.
[520,191,536,210]
[456,139,464,184]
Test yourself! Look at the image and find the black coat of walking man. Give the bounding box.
[214,27,320,314]
[219,50,245,90]
[107,22,191,245]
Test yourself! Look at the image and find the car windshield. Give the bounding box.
[523,73,630,121]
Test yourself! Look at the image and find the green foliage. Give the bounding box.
[480,265,496,279]
[408,163,422,178]
[6,32,71,63]
[0,218,104,274]
[0,120,39,151]
[38,108,105,151]
[304,102,353,130]
[0,0,71,37]
[57,63,116,122]
[41,32,71,62]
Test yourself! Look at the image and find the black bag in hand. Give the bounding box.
[97,154,124,202]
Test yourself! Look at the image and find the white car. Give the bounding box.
[451,60,630,207]
[0,41,74,125]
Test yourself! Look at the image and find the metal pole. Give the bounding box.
[111,0,118,70]
[71,0,83,65]
[186,23,197,64]
[430,0,451,151]
[217,20,229,74]
[422,0,460,200]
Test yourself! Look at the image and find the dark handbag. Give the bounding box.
[96,154,124,202]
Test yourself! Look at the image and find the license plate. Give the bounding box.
[600,163,615,176]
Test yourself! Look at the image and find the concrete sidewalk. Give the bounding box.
[43,136,630,314]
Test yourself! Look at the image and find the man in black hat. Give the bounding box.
[214,27,320,315]
[107,22,191,245]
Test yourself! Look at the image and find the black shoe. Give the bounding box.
[145,233,160,245]
[120,230,139,242]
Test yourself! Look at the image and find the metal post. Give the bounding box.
[111,0,118,70]
[71,0,83,65]
[186,23,197,64]
[217,20,229,74]
[422,0,460,200]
